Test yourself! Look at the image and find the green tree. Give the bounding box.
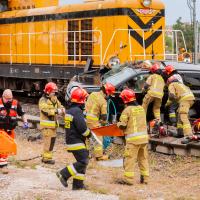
[165,35,172,52]
[173,17,194,52]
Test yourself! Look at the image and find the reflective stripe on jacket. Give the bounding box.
[39,95,63,129]
[125,131,148,142]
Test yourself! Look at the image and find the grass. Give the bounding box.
[8,156,38,169]
[35,197,43,200]
[175,197,195,200]
[9,157,26,168]
[30,163,37,169]
[119,195,138,200]
[88,185,109,195]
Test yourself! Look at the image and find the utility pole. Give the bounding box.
[187,0,198,64]
[193,0,198,64]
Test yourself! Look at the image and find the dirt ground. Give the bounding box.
[1,127,200,200]
[1,103,200,200]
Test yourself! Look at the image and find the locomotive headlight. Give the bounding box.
[141,0,152,7]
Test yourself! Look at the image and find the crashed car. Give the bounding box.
[69,61,200,122]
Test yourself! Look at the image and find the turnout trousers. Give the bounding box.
[60,149,89,189]
[123,143,149,184]
[41,128,56,161]
[142,93,162,121]
[177,100,194,136]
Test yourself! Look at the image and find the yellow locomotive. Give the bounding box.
[0,0,165,93]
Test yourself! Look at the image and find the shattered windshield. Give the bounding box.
[102,67,137,88]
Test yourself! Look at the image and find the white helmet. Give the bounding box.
[65,81,82,102]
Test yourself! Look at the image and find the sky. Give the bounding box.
[59,0,200,25]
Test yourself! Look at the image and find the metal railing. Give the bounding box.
[102,29,187,63]
[0,28,187,66]
[0,30,103,66]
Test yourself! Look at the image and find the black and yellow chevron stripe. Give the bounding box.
[127,9,165,49]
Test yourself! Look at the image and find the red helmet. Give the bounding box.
[149,63,160,73]
[104,83,116,95]
[44,82,58,94]
[193,118,200,133]
[120,89,136,103]
[71,88,89,104]
[164,65,175,75]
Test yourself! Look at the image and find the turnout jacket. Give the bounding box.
[85,91,107,128]
[145,74,165,99]
[39,95,63,129]
[168,82,195,103]
[117,104,148,145]
[65,104,91,151]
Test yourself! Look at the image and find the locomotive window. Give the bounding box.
[68,19,92,61]
[0,0,8,12]
[81,19,92,61]
[68,20,79,61]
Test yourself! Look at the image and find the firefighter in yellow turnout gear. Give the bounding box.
[167,76,195,143]
[85,83,115,160]
[117,89,149,185]
[142,63,165,121]
[39,82,65,164]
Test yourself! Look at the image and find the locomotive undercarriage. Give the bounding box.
[0,63,85,96]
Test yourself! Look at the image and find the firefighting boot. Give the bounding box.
[181,135,197,144]
[72,179,87,190]
[56,167,73,187]
[96,155,109,161]
[140,175,148,184]
[0,165,9,174]
[181,137,191,144]
[116,178,133,186]
[41,151,55,165]
[56,171,68,187]
[173,128,184,138]
[42,158,55,165]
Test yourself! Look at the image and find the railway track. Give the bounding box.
[17,114,200,158]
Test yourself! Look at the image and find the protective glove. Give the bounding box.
[23,122,29,129]
[57,108,65,115]
[56,108,62,115]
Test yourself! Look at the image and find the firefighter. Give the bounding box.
[39,82,65,164]
[117,88,149,185]
[167,75,195,142]
[0,89,28,174]
[85,82,115,160]
[56,88,91,190]
[142,63,165,121]
[164,65,183,126]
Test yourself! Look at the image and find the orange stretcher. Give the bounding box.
[91,124,124,136]
[0,130,17,155]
